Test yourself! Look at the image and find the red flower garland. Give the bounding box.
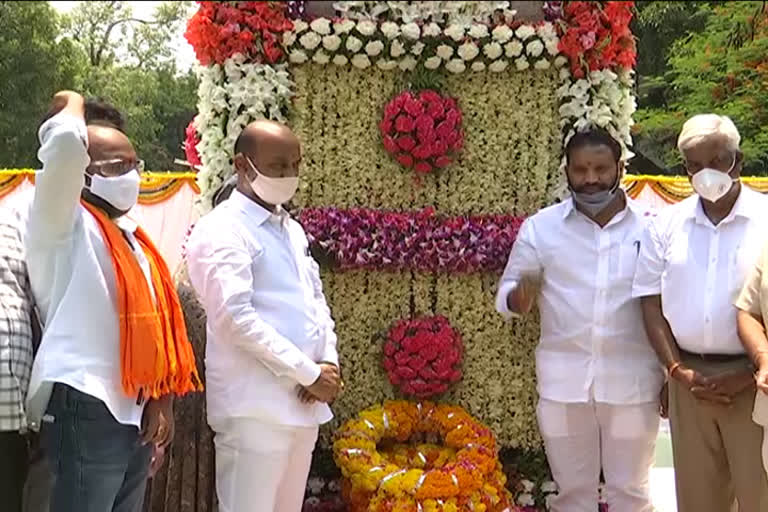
[185,1,292,66]
[558,1,635,78]
[382,316,463,398]
[184,121,202,168]
[380,90,464,175]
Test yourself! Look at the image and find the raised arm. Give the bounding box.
[29,91,90,243]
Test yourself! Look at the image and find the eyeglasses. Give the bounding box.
[87,158,144,176]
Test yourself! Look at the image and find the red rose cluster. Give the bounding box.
[185,1,292,66]
[380,90,464,175]
[382,315,463,398]
[558,1,636,78]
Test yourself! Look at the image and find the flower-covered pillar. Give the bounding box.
[166,2,637,511]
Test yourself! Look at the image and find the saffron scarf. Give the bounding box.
[82,201,203,399]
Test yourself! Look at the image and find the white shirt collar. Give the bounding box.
[689,183,760,227]
[229,190,288,226]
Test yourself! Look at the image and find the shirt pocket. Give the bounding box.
[618,241,640,281]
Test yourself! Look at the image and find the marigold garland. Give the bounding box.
[334,401,514,511]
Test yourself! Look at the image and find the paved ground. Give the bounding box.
[650,420,676,512]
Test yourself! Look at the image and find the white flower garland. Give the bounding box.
[284,18,563,74]
[193,14,638,208]
[332,1,516,25]
[194,55,294,210]
[552,67,637,199]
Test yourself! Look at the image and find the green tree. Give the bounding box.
[635,1,768,174]
[61,0,198,170]
[0,2,83,168]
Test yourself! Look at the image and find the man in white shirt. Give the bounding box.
[25,91,196,512]
[633,114,768,511]
[496,129,664,511]
[186,120,342,512]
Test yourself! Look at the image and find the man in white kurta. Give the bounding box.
[186,120,341,512]
[496,129,663,511]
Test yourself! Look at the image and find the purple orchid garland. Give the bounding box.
[298,207,525,274]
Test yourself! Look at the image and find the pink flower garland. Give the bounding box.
[382,316,463,398]
[184,121,202,168]
[380,90,464,175]
[298,207,524,274]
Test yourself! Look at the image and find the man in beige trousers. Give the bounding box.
[633,114,768,511]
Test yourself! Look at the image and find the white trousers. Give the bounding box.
[537,398,659,512]
[210,417,319,512]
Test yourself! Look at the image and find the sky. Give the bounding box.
[49,0,197,70]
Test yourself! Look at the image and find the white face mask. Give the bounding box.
[246,157,298,205]
[86,169,141,212]
[689,158,737,203]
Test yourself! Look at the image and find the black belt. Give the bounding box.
[679,348,749,364]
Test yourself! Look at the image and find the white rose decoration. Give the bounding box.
[515,25,536,40]
[357,20,376,37]
[401,22,420,40]
[332,54,349,66]
[310,18,332,36]
[351,54,371,69]
[423,23,441,37]
[411,42,425,56]
[312,50,330,64]
[333,19,355,34]
[381,21,400,40]
[292,20,309,34]
[283,31,297,47]
[365,40,385,56]
[483,42,503,60]
[469,23,489,38]
[504,40,523,58]
[346,35,363,53]
[541,481,558,493]
[399,56,417,71]
[488,60,508,72]
[534,59,551,70]
[492,25,513,43]
[322,35,342,52]
[445,58,466,74]
[517,494,535,507]
[515,56,530,70]
[299,32,321,50]
[444,24,466,42]
[457,42,479,61]
[471,61,486,72]
[537,22,557,40]
[436,44,454,60]
[289,49,308,64]
[526,40,544,57]
[424,56,442,69]
[376,59,398,71]
[546,39,560,56]
[390,39,406,58]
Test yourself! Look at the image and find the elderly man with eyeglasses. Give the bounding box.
[22,91,201,512]
[633,114,768,511]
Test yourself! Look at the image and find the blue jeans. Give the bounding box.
[41,384,151,512]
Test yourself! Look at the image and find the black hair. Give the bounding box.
[84,97,125,133]
[565,128,622,164]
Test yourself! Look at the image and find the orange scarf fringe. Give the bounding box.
[82,201,203,400]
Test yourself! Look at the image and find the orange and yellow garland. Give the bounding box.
[334,401,515,512]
